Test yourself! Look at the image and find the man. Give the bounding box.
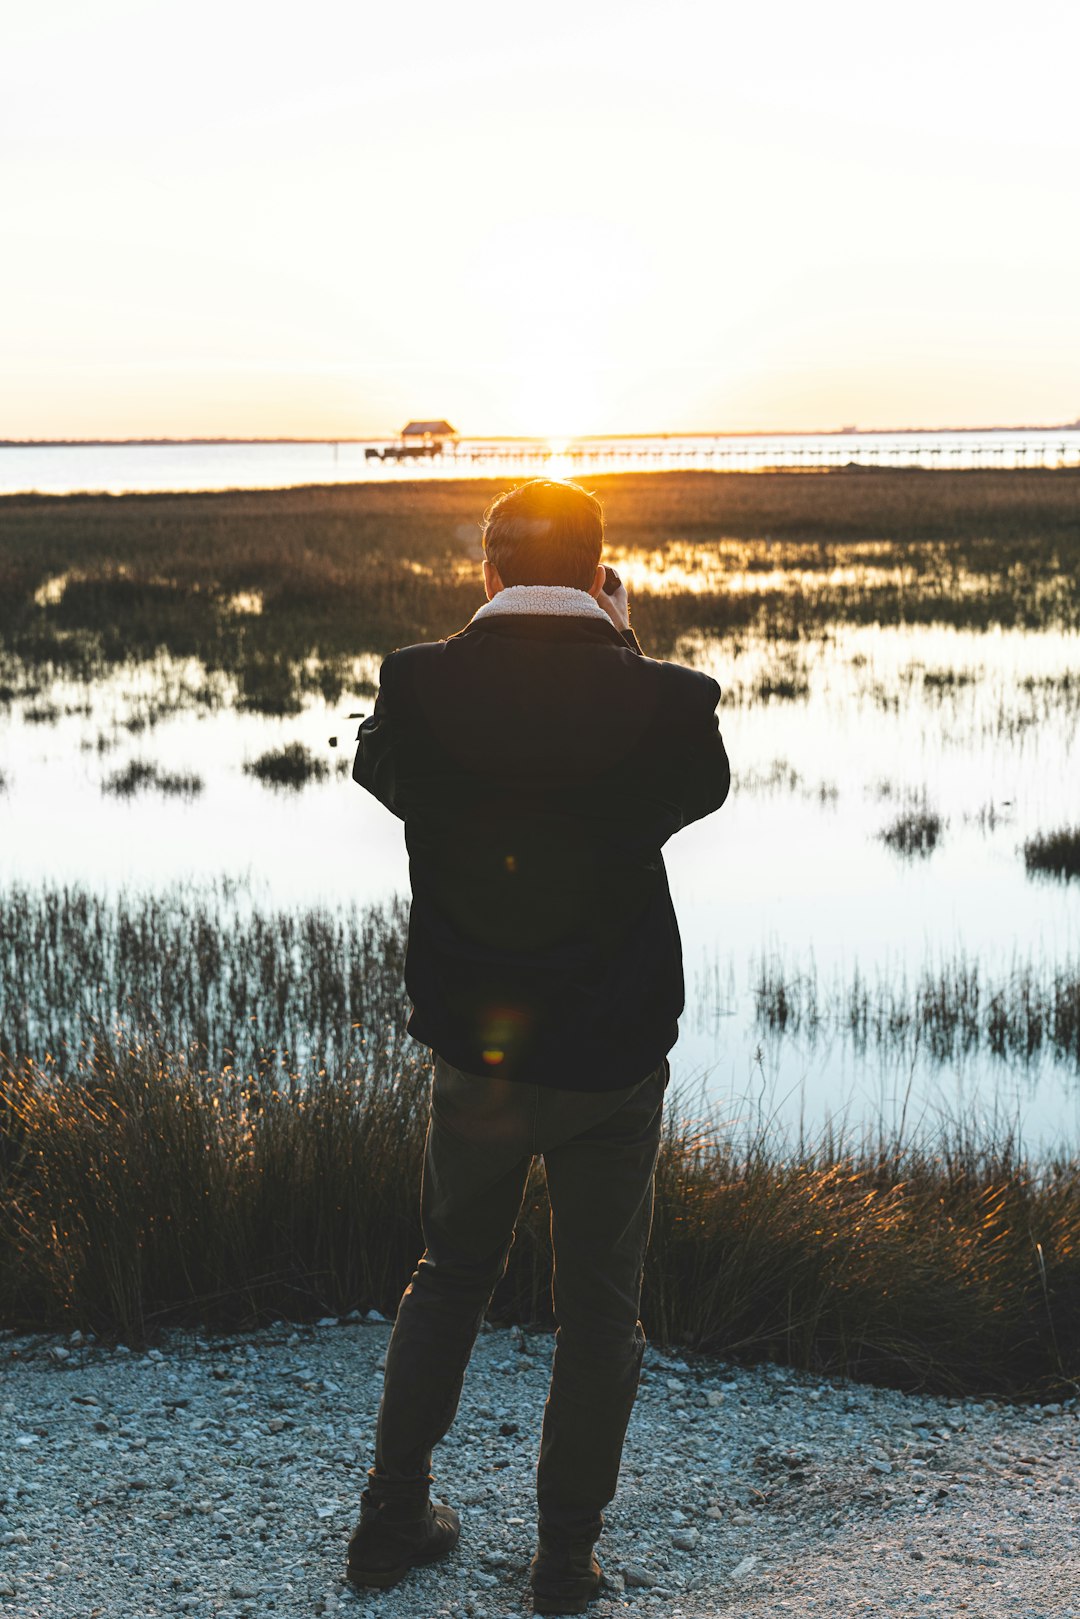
[347,478,730,1613]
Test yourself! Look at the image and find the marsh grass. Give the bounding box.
[1024,827,1080,882]
[243,741,330,789]
[1,885,1078,1394]
[752,659,812,702]
[23,700,62,725]
[2,1038,1078,1398]
[101,759,204,799]
[0,884,411,1077]
[753,955,1080,1069]
[879,794,947,858]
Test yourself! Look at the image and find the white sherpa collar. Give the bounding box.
[471,584,611,622]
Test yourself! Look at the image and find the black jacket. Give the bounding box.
[353,611,730,1090]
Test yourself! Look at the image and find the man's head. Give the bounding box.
[481,479,604,596]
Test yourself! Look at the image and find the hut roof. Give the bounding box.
[402,419,457,438]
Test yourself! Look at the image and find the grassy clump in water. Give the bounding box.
[101,759,204,799]
[1,1037,1078,1401]
[1024,826,1080,882]
[243,741,329,789]
[22,700,62,725]
[879,803,946,858]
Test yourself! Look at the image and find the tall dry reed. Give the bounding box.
[2,1038,1077,1400]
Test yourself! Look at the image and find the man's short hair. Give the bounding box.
[482,479,604,591]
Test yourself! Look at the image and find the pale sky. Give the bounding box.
[3,0,1079,439]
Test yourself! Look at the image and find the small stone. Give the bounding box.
[48,1345,70,1362]
[622,1564,654,1588]
[672,1528,700,1551]
[706,1390,724,1407]
[316,1317,339,1329]
[730,1554,758,1580]
[0,1576,15,1597]
[365,1310,390,1324]
[870,1459,894,1475]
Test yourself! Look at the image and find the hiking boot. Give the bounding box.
[346,1495,460,1590]
[529,1534,603,1615]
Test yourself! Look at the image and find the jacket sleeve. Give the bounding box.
[669,675,731,829]
[352,655,403,820]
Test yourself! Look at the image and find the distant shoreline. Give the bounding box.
[3,422,1079,448]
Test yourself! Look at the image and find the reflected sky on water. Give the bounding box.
[1,618,1077,1151]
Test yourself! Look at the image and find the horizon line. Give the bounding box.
[3,420,1080,448]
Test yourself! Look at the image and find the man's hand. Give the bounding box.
[596,566,631,633]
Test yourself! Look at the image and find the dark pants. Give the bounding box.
[367,1054,668,1543]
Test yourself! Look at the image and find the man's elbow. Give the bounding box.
[701,745,731,816]
[714,750,731,810]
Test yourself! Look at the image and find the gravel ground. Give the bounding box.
[1,1318,1077,1619]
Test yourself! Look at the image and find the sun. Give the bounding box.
[505,354,602,441]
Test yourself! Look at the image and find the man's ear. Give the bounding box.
[587,564,606,599]
[483,559,505,601]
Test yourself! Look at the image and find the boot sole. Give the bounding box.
[532,1589,601,1615]
[531,1575,602,1614]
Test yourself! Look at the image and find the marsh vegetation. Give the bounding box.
[1024,827,1080,882]
[752,952,1080,1071]
[2,470,1079,715]
[1,470,1078,1374]
[0,885,409,1076]
[878,798,947,858]
[243,741,330,790]
[101,758,204,799]
[3,952,1078,1401]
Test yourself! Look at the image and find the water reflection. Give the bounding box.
[1,619,1077,1147]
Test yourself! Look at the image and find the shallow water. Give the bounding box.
[2,620,1077,1149]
